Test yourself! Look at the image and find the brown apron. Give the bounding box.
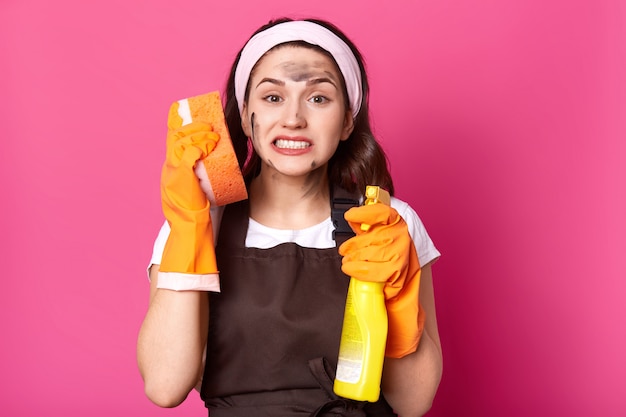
[201,195,397,417]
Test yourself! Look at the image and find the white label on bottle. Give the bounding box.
[336,291,363,383]
[336,356,363,383]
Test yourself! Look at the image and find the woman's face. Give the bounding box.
[241,45,354,179]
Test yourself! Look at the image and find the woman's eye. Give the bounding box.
[263,95,282,103]
[310,95,329,104]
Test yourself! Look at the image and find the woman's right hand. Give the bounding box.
[161,117,219,213]
[159,102,220,275]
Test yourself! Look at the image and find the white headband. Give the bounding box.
[234,20,363,118]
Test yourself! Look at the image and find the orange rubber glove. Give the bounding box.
[338,203,425,358]
[159,102,220,277]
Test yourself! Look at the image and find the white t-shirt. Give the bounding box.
[150,196,440,290]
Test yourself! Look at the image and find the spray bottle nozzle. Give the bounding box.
[361,186,391,232]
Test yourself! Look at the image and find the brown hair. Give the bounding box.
[223,17,395,197]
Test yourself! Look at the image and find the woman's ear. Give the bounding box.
[241,103,252,137]
[340,110,355,141]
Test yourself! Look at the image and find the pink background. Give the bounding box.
[1,0,624,415]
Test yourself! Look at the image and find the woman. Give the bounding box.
[137,18,442,417]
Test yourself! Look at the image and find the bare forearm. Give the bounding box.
[137,273,208,407]
[381,263,443,416]
[381,329,443,417]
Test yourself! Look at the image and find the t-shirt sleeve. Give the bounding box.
[148,207,224,291]
[391,197,441,267]
[149,220,170,268]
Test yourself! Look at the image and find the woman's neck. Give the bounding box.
[248,169,331,230]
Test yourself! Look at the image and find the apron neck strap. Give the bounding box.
[331,185,361,247]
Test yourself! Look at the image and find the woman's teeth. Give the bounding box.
[274,139,310,149]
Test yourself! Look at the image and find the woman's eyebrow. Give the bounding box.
[256,77,285,88]
[306,77,338,88]
[256,74,339,89]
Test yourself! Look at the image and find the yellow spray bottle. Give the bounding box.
[333,185,390,402]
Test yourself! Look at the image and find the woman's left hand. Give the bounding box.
[339,203,424,358]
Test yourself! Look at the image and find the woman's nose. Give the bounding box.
[281,99,307,129]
